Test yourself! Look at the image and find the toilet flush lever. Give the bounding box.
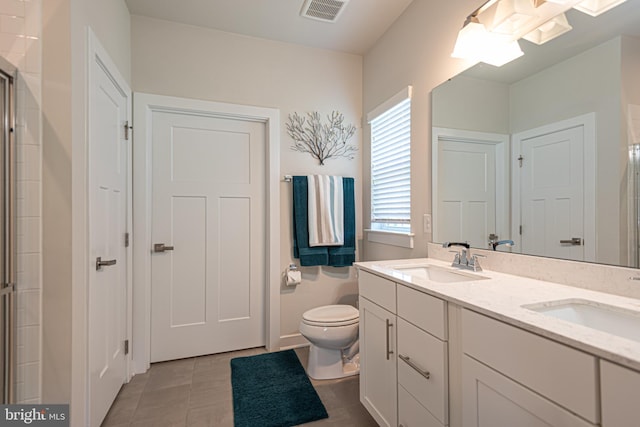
[154,243,174,253]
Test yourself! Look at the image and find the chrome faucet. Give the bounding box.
[491,239,515,251]
[442,242,483,272]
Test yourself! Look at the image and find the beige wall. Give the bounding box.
[42,0,130,421]
[362,0,481,261]
[131,16,363,342]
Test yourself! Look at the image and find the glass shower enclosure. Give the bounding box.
[0,56,16,404]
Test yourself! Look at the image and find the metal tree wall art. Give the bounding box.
[286,111,357,165]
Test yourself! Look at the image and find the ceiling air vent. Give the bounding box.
[300,0,350,23]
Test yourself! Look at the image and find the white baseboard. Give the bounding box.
[279,333,309,350]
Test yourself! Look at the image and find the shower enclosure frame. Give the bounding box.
[0,55,17,404]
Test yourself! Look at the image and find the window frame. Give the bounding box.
[366,86,414,249]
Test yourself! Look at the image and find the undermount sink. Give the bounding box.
[523,299,640,343]
[389,264,489,283]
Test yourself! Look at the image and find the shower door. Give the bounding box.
[0,57,16,404]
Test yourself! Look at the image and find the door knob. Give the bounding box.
[154,243,175,253]
[96,257,117,271]
[560,237,582,246]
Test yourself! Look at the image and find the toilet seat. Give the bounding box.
[302,305,359,327]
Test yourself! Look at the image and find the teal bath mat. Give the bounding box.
[230,349,328,427]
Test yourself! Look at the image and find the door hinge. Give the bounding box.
[125,232,130,248]
[124,340,129,355]
[124,121,132,141]
[518,155,524,167]
[519,225,523,235]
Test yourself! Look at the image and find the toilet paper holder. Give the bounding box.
[285,264,302,286]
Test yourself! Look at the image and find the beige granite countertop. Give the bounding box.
[355,258,640,372]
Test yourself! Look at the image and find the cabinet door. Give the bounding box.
[601,360,640,427]
[462,356,595,427]
[360,296,397,427]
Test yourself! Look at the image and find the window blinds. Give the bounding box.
[370,97,411,228]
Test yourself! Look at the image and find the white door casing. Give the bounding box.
[150,111,266,362]
[132,94,280,373]
[432,128,509,249]
[512,114,596,262]
[87,32,132,426]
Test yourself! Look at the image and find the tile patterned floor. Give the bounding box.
[101,347,378,427]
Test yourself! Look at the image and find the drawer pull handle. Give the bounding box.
[386,319,394,360]
[399,354,431,380]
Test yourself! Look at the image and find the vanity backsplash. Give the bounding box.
[427,242,640,300]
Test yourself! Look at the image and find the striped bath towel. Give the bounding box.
[307,175,344,247]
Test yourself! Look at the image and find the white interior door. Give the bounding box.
[519,125,585,261]
[150,109,266,362]
[436,138,497,249]
[88,44,130,425]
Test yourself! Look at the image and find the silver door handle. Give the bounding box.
[386,319,394,360]
[154,243,175,253]
[96,257,117,271]
[560,237,582,245]
[399,354,431,380]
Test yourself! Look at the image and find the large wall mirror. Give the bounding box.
[432,0,640,268]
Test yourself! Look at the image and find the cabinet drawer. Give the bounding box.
[462,309,599,424]
[397,285,447,340]
[359,270,396,312]
[397,318,448,425]
[398,385,444,427]
[601,360,640,427]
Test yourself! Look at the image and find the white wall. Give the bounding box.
[362,0,481,261]
[130,16,363,344]
[0,0,42,404]
[42,0,130,422]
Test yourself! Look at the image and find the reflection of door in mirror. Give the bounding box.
[513,117,595,262]
[432,128,509,250]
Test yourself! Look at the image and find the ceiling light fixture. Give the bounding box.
[573,0,628,16]
[479,0,538,35]
[451,0,628,67]
[451,16,524,66]
[522,13,572,44]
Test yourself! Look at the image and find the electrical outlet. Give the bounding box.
[423,213,432,234]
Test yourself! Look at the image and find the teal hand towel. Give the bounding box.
[329,177,355,267]
[293,176,329,266]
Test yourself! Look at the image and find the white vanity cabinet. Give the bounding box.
[359,270,398,427]
[600,360,640,427]
[461,309,599,427]
[359,270,450,427]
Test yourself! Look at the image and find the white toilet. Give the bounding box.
[299,304,360,380]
